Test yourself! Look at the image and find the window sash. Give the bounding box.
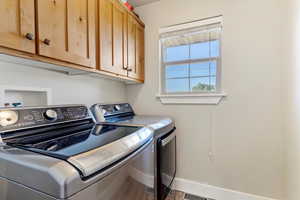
[166,75,216,80]
[161,27,221,48]
[162,57,219,66]
[162,62,219,93]
[161,45,220,94]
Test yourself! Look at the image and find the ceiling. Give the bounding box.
[128,0,160,7]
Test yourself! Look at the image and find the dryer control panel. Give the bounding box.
[90,103,134,123]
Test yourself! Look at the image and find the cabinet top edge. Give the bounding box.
[115,0,145,27]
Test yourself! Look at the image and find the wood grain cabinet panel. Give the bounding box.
[0,0,35,53]
[135,23,145,81]
[128,20,144,81]
[127,14,136,77]
[37,0,96,68]
[113,1,127,76]
[99,0,127,76]
[99,0,114,72]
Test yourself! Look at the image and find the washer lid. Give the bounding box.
[7,122,153,177]
[67,126,153,177]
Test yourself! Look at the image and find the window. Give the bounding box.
[158,16,226,104]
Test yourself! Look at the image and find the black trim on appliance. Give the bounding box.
[2,119,94,143]
[157,127,177,200]
[103,113,135,123]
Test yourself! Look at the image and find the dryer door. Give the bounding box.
[157,128,177,200]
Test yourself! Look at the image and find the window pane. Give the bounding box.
[190,61,217,77]
[190,62,209,77]
[190,41,209,59]
[166,78,189,93]
[166,64,189,78]
[210,40,220,57]
[190,40,220,59]
[211,76,217,88]
[164,45,189,62]
[210,61,217,76]
[191,77,216,92]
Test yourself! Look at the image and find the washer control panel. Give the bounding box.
[0,105,90,132]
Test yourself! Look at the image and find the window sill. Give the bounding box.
[156,93,227,105]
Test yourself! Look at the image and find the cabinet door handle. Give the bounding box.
[123,66,128,70]
[127,68,132,72]
[25,33,34,41]
[43,39,51,46]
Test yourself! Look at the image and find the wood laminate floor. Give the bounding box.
[113,177,205,200]
[167,191,186,200]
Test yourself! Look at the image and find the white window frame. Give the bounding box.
[157,16,226,105]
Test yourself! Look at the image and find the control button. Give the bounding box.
[114,105,121,111]
[44,109,58,121]
[24,115,34,121]
[32,111,43,121]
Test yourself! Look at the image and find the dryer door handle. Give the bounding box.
[161,128,176,147]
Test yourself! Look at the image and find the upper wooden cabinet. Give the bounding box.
[99,0,127,76]
[113,1,128,76]
[99,0,145,80]
[0,0,145,83]
[0,0,36,53]
[37,0,96,68]
[135,23,145,81]
[127,17,145,81]
[99,0,113,72]
[127,14,136,78]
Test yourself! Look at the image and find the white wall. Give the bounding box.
[127,0,284,199]
[0,60,127,107]
[283,0,300,199]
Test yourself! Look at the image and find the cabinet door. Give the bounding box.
[128,21,144,81]
[127,14,136,77]
[99,0,114,72]
[0,0,35,53]
[37,0,96,68]
[136,23,145,81]
[113,1,127,76]
[99,0,127,76]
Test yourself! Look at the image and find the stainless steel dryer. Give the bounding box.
[0,105,154,200]
[90,103,177,200]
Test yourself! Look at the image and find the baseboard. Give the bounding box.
[173,178,280,200]
[129,167,280,200]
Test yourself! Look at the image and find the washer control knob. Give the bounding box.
[44,109,58,121]
[0,110,18,127]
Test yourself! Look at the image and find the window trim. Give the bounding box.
[157,16,226,105]
[156,93,227,105]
